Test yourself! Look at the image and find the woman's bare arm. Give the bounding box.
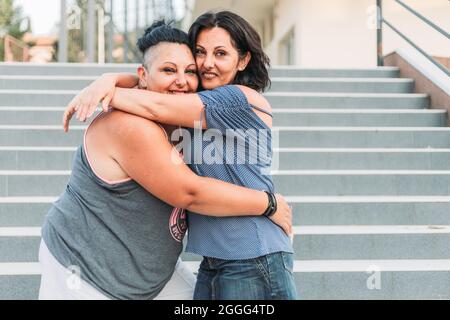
[64,77,272,131]
[110,88,208,128]
[105,111,292,235]
[109,85,272,129]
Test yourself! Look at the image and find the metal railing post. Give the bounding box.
[376,0,383,66]
[107,0,114,63]
[59,0,68,62]
[124,0,128,63]
[380,0,449,76]
[98,2,105,64]
[87,0,96,62]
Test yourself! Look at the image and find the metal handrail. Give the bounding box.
[376,0,450,76]
[394,0,449,39]
[4,35,29,62]
[100,2,141,63]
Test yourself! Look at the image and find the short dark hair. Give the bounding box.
[188,11,271,92]
[137,20,190,66]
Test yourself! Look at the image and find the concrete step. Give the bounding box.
[0,234,41,262]
[3,170,450,196]
[180,225,450,261]
[0,63,400,78]
[288,197,450,225]
[0,172,70,196]
[0,274,41,300]
[291,226,450,260]
[0,108,72,125]
[269,78,414,93]
[0,148,76,170]
[265,92,429,109]
[2,196,450,228]
[4,147,450,170]
[2,196,450,227]
[0,198,54,227]
[1,108,446,127]
[2,225,450,262]
[0,90,76,107]
[0,76,95,90]
[273,170,450,196]
[294,264,450,299]
[276,148,450,170]
[2,259,450,299]
[3,126,450,148]
[275,127,450,148]
[0,63,137,76]
[268,66,401,78]
[0,76,414,93]
[0,90,429,109]
[272,109,447,127]
[0,126,85,146]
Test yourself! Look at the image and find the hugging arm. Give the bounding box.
[106,111,292,235]
[63,74,270,131]
[111,88,207,128]
[63,73,139,132]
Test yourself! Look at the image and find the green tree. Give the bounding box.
[0,0,31,61]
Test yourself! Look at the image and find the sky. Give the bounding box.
[15,0,60,35]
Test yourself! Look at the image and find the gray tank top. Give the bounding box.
[42,118,187,300]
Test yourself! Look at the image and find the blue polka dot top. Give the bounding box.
[184,85,293,259]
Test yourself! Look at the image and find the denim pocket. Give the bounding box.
[281,252,294,274]
[254,256,271,285]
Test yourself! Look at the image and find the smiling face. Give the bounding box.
[138,42,199,94]
[194,27,250,90]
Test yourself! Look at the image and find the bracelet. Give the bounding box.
[262,191,277,217]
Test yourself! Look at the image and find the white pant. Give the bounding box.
[38,240,196,300]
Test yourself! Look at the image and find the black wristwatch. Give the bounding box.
[262,191,277,217]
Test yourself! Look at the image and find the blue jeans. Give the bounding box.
[193,252,297,300]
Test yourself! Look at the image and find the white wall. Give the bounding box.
[269,0,450,67]
[267,0,377,67]
[187,0,450,67]
[265,0,301,65]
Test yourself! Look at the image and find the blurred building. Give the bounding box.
[183,0,450,67]
[22,33,57,63]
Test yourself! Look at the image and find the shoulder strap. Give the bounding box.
[251,104,273,117]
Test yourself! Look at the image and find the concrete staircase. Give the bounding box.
[1,63,449,300]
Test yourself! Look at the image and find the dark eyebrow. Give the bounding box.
[162,62,196,69]
[195,45,227,50]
